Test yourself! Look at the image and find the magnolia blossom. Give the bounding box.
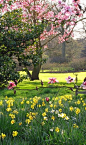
[1,0,84,44]
[8,82,16,89]
[48,77,59,84]
[80,81,86,89]
[66,76,75,83]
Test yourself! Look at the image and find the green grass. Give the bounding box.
[0,72,86,144]
[0,71,85,99]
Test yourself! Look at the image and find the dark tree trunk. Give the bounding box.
[62,41,66,62]
[62,26,66,62]
[31,63,41,80]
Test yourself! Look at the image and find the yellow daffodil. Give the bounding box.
[42,102,45,106]
[64,116,69,120]
[41,121,45,126]
[50,104,53,108]
[11,120,15,124]
[59,108,62,112]
[26,101,30,104]
[0,100,3,106]
[75,108,80,114]
[45,108,48,112]
[44,116,48,121]
[51,115,55,121]
[13,110,19,114]
[0,133,6,139]
[37,104,41,108]
[55,127,60,133]
[12,131,18,137]
[6,107,12,112]
[19,122,22,126]
[69,106,74,111]
[31,104,35,109]
[73,124,79,128]
[42,112,46,117]
[25,119,31,124]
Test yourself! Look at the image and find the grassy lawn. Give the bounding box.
[0,71,85,99]
[0,72,86,144]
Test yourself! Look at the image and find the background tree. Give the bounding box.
[19,0,85,80]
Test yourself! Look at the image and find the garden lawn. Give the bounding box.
[0,71,86,99]
[0,72,86,144]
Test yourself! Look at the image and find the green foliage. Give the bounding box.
[0,5,45,86]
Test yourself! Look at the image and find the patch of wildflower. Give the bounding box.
[13,110,19,114]
[9,113,15,119]
[0,91,86,144]
[69,106,74,111]
[75,100,81,105]
[0,133,6,139]
[12,131,18,137]
[0,100,3,106]
[51,115,55,121]
[43,116,48,121]
[73,123,79,128]
[42,112,46,117]
[75,108,80,115]
[19,122,22,126]
[26,101,30,104]
[45,108,48,112]
[37,104,41,108]
[6,107,12,112]
[55,127,60,133]
[58,113,66,118]
[41,121,45,126]
[11,119,15,124]
[42,101,45,106]
[25,119,31,124]
[59,108,62,112]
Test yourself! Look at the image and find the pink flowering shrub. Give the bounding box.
[7,82,16,89]
[80,81,86,89]
[66,76,75,83]
[48,77,59,84]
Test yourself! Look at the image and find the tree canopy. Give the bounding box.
[0,0,86,86]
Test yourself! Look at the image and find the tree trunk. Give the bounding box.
[62,26,66,62]
[62,41,66,62]
[31,63,41,80]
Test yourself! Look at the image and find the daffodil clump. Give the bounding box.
[0,94,86,144]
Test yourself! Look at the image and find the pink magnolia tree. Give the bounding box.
[21,0,85,80]
[0,0,85,80]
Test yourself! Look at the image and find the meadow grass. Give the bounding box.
[0,72,86,145]
[0,71,86,99]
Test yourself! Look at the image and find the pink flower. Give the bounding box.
[66,76,75,83]
[80,81,86,89]
[48,77,59,84]
[8,82,16,89]
[58,0,61,4]
[46,97,49,102]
